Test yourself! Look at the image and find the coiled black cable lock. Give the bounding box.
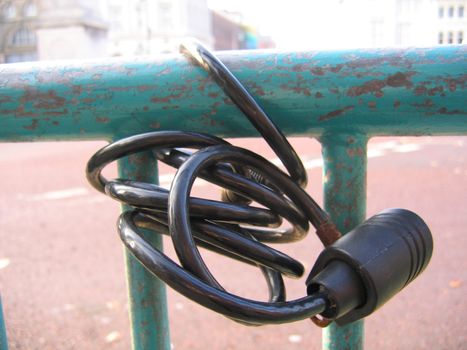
[86,41,433,327]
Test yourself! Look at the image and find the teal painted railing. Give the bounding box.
[0,45,466,349]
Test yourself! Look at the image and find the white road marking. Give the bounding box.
[0,258,10,270]
[15,141,425,199]
[105,331,121,343]
[18,187,89,201]
[288,334,303,343]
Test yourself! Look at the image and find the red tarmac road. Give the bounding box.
[0,136,466,349]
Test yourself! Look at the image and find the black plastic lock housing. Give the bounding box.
[306,208,433,325]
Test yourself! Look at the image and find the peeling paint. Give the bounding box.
[437,107,467,115]
[96,116,110,123]
[347,71,415,98]
[21,89,66,109]
[23,118,39,130]
[151,92,184,104]
[319,106,355,121]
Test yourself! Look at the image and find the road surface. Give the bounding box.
[0,136,466,349]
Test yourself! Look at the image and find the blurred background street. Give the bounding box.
[0,136,466,349]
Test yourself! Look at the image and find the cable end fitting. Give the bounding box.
[306,208,433,325]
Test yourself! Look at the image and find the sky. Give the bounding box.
[206,0,367,50]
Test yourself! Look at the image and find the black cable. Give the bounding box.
[86,40,338,325]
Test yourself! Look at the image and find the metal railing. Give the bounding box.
[0,45,466,349]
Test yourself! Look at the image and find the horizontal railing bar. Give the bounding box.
[0,46,466,142]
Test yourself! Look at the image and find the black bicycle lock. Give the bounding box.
[86,40,433,327]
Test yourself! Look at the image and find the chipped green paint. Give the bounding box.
[118,150,170,350]
[0,46,466,142]
[321,133,368,350]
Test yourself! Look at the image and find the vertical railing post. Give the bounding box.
[320,132,368,350]
[117,149,170,350]
[0,296,8,350]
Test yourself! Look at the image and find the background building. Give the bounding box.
[0,0,107,63]
[104,0,212,56]
[0,0,465,64]
[210,10,274,51]
[0,0,38,63]
[437,0,466,44]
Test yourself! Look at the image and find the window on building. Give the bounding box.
[157,1,173,30]
[448,6,454,17]
[458,31,464,44]
[5,52,38,63]
[459,6,464,17]
[3,3,16,18]
[448,31,453,44]
[438,7,444,18]
[11,27,36,47]
[438,32,444,44]
[23,2,37,17]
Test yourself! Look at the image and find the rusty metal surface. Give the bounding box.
[0,46,466,141]
[320,133,368,350]
[117,152,170,350]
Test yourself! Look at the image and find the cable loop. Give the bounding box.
[86,40,340,325]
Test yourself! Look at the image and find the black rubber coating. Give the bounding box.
[306,208,433,325]
[86,41,331,325]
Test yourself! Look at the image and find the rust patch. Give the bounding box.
[157,67,172,76]
[344,55,414,69]
[96,116,110,123]
[162,105,180,110]
[368,101,377,109]
[437,107,467,115]
[292,63,308,72]
[394,100,401,108]
[319,105,355,121]
[328,88,340,94]
[137,85,156,92]
[310,67,325,76]
[347,79,386,97]
[0,95,12,104]
[330,64,344,73]
[150,122,161,129]
[223,97,234,105]
[52,121,59,126]
[151,92,184,103]
[280,83,311,96]
[72,85,83,95]
[143,106,149,112]
[428,86,444,96]
[386,71,414,88]
[414,85,428,95]
[23,118,39,130]
[443,75,467,92]
[347,71,415,97]
[44,109,68,116]
[347,147,364,157]
[208,92,220,98]
[21,90,66,109]
[412,99,434,108]
[316,221,342,246]
[315,92,323,98]
[245,82,265,96]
